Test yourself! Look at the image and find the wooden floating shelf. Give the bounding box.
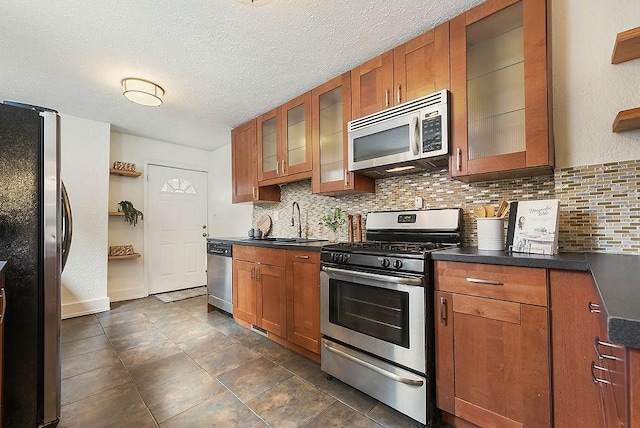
[109,211,125,216]
[612,107,640,133]
[109,168,142,177]
[611,26,640,64]
[108,253,141,261]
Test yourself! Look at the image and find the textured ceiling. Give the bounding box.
[0,0,483,151]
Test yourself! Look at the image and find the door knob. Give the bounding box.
[202,225,207,229]
[202,233,207,237]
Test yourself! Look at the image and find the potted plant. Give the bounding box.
[118,200,143,227]
[319,207,346,242]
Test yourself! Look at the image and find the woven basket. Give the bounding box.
[109,245,134,256]
[113,161,136,171]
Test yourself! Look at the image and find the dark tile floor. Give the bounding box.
[59,295,432,427]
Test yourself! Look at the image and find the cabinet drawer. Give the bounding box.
[255,247,286,267]
[435,261,547,306]
[233,245,256,262]
[233,245,286,267]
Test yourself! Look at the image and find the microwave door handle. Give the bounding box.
[412,116,420,156]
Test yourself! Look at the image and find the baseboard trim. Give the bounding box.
[109,287,147,303]
[62,297,111,319]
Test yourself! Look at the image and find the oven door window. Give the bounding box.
[329,279,410,348]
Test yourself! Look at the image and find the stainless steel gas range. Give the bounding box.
[320,208,462,425]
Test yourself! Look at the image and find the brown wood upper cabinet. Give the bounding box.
[231,119,280,203]
[434,261,550,427]
[351,23,450,120]
[257,92,313,185]
[311,72,374,195]
[449,0,553,182]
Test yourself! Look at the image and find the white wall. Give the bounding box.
[60,114,110,318]
[553,0,640,168]
[108,132,217,301]
[208,143,253,237]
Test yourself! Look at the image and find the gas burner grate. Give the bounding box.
[325,241,445,254]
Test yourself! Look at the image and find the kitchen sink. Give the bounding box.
[243,237,326,244]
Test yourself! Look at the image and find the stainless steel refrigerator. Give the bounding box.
[0,102,72,427]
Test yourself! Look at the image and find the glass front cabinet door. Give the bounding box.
[311,73,374,195]
[449,0,553,182]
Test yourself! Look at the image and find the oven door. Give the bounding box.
[320,265,426,374]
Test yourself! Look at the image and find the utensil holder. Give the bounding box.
[477,218,505,250]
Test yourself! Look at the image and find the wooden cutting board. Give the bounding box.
[257,215,272,236]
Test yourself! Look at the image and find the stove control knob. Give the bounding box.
[341,254,350,263]
[331,253,339,263]
[381,258,390,268]
[393,260,403,269]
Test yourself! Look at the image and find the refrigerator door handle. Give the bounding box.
[61,180,73,271]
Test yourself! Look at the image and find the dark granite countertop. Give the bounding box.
[207,237,327,252]
[432,247,640,350]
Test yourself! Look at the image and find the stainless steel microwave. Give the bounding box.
[347,90,449,178]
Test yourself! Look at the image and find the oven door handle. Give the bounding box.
[321,266,423,286]
[322,340,424,387]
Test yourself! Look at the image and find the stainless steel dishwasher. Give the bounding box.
[207,240,233,314]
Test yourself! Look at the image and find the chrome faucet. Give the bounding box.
[291,202,302,238]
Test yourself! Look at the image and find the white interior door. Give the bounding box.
[147,164,208,294]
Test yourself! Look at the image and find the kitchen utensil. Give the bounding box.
[484,205,495,217]
[473,206,486,218]
[355,214,362,242]
[257,215,272,237]
[497,200,509,218]
[348,214,354,242]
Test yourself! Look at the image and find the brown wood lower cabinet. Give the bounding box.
[550,269,629,428]
[232,245,320,359]
[434,261,550,427]
[286,250,320,354]
[0,264,5,423]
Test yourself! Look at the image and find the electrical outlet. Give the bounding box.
[273,210,279,221]
[414,197,423,209]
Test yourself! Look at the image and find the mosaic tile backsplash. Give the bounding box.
[253,160,640,255]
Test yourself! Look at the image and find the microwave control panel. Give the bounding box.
[422,112,442,153]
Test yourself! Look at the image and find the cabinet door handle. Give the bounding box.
[344,169,349,186]
[589,302,601,313]
[256,267,260,280]
[466,277,502,286]
[276,160,279,175]
[397,85,401,104]
[591,362,611,385]
[440,297,447,326]
[295,255,309,259]
[251,266,255,279]
[456,148,462,171]
[281,160,285,174]
[385,89,389,107]
[594,336,623,361]
[252,186,257,199]
[0,288,6,324]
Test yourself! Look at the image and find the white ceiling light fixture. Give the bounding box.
[121,78,164,107]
